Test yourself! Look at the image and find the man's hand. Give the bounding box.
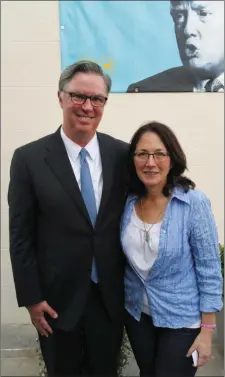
[27,301,58,337]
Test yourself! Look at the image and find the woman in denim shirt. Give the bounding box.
[121,121,223,377]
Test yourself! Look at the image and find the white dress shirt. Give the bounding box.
[60,126,103,211]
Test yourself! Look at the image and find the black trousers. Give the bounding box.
[125,310,201,377]
[39,282,123,377]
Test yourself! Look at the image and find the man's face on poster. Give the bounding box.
[170,1,224,78]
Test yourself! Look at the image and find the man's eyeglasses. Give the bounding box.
[63,91,108,107]
[134,151,169,163]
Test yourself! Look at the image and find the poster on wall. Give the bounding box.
[59,1,224,93]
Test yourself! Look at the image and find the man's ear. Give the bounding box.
[58,91,63,108]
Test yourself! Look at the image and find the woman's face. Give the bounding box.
[133,131,171,190]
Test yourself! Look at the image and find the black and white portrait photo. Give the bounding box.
[127,1,224,93]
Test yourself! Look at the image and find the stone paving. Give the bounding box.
[1,324,224,376]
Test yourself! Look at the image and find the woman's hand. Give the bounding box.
[186,328,213,367]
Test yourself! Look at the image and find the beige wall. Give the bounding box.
[1,1,224,324]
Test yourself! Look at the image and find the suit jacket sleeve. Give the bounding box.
[8,148,43,307]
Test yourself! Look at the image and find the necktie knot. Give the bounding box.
[80,148,88,161]
[204,78,224,92]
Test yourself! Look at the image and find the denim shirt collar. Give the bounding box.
[121,186,191,238]
[126,186,191,206]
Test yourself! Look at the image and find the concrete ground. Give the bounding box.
[1,356,40,376]
[1,324,40,376]
[1,324,224,376]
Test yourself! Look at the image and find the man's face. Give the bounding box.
[58,72,108,138]
[170,1,224,78]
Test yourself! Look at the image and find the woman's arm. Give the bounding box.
[187,191,223,366]
[201,312,216,328]
[189,191,223,314]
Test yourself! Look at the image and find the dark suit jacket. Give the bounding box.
[127,66,196,92]
[8,127,128,331]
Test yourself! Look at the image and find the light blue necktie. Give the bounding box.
[80,148,98,283]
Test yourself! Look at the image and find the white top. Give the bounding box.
[124,207,200,328]
[123,207,161,279]
[60,126,103,211]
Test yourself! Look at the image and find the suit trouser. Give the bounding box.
[39,282,123,376]
[125,309,200,377]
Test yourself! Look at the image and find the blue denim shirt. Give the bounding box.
[121,187,223,328]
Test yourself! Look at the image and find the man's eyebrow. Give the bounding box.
[171,2,211,12]
[170,3,186,11]
[171,6,185,11]
[170,6,186,15]
[191,3,211,11]
[71,91,106,97]
[89,92,107,97]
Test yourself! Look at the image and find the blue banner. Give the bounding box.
[59,1,224,93]
[59,1,181,92]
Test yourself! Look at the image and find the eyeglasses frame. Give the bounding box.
[63,91,108,107]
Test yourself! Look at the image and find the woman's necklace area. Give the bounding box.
[140,200,162,243]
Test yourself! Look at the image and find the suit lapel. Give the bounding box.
[44,128,92,226]
[96,133,115,226]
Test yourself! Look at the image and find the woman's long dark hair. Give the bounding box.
[127,121,195,197]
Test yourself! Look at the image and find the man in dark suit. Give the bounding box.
[127,1,224,93]
[8,60,128,376]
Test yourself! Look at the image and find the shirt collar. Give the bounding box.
[171,186,190,204]
[126,186,191,206]
[60,126,98,162]
[84,133,98,161]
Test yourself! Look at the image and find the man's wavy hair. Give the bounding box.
[127,121,195,197]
